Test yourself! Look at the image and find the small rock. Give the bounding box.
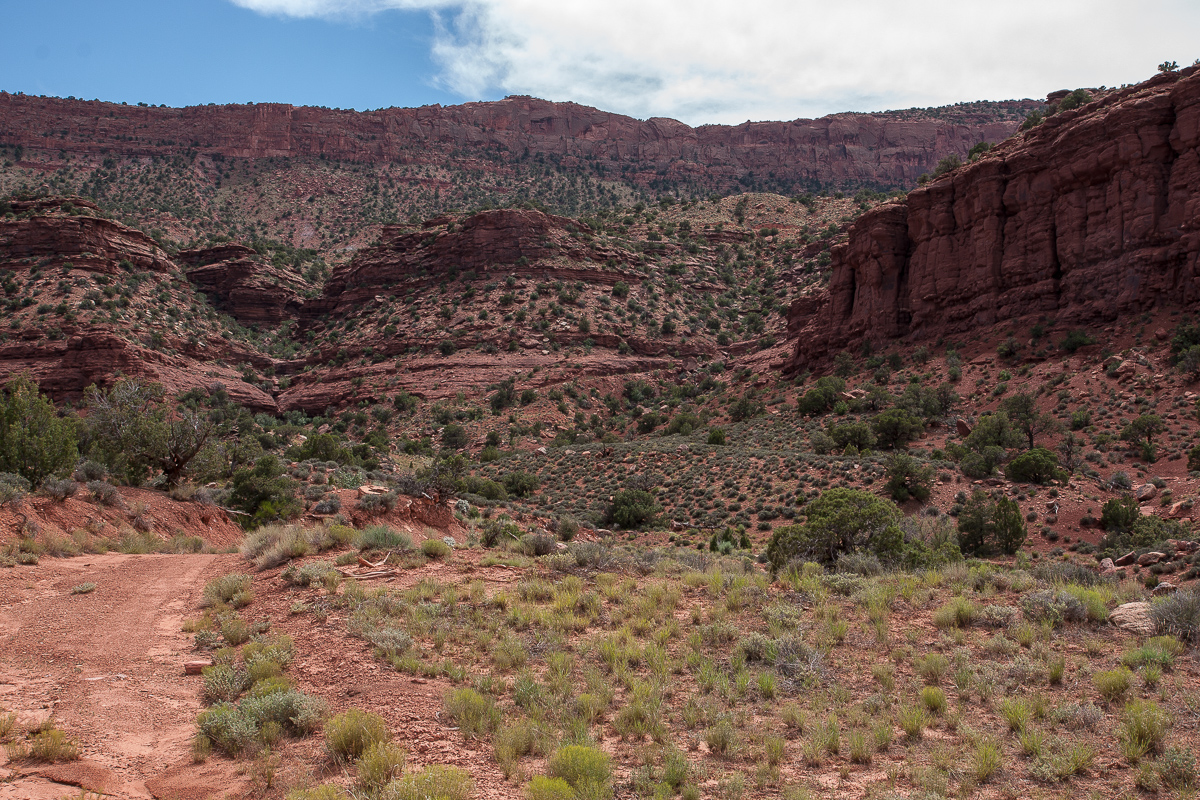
[1099,558,1116,572]
[184,660,212,676]
[442,536,457,548]
[1154,327,1169,340]
[1135,484,1157,501]
[956,418,972,437]
[1137,551,1166,566]
[1167,501,1192,519]
[536,447,548,455]
[1110,602,1155,636]
[1152,582,1178,596]
[1114,551,1138,567]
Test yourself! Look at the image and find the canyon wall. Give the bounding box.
[785,67,1200,370]
[0,93,1035,190]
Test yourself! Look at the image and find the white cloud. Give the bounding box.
[230,0,1200,124]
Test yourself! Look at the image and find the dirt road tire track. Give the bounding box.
[0,552,245,799]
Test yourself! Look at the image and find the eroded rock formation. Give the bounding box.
[786,67,1200,371]
[179,244,307,325]
[315,208,640,316]
[0,94,1037,190]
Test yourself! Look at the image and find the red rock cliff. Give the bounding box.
[0,94,1035,190]
[785,68,1200,371]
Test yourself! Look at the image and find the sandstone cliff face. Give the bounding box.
[179,244,307,325]
[315,208,640,317]
[0,201,278,410]
[0,198,173,274]
[785,67,1200,370]
[0,94,1035,190]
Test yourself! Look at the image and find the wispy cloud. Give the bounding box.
[229,0,1200,124]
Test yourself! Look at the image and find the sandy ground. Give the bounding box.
[0,552,247,799]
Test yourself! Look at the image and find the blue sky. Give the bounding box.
[1,0,453,111]
[3,0,1199,125]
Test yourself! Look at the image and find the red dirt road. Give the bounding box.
[0,553,246,799]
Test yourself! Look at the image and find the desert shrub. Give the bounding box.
[203,574,253,608]
[914,653,949,685]
[898,705,927,740]
[932,597,978,629]
[957,491,1025,555]
[766,488,902,569]
[202,664,250,704]
[221,617,251,646]
[87,480,122,507]
[242,524,339,570]
[357,524,413,552]
[444,689,499,737]
[1094,667,1134,703]
[358,491,399,515]
[829,421,876,451]
[519,533,557,557]
[883,452,933,502]
[1004,448,1065,484]
[1100,495,1139,533]
[1062,585,1109,623]
[1151,590,1200,642]
[835,551,883,576]
[41,478,78,501]
[1121,699,1171,760]
[797,376,845,415]
[240,689,325,735]
[871,408,924,449]
[527,775,576,800]
[921,686,947,714]
[383,765,473,800]
[228,454,301,529]
[606,489,660,530]
[364,627,413,657]
[356,740,407,792]
[1060,329,1095,352]
[504,471,541,498]
[73,460,107,482]
[1156,747,1198,790]
[325,709,390,762]
[0,376,78,486]
[480,516,523,548]
[548,745,612,794]
[1021,589,1086,626]
[421,539,452,559]
[22,725,80,763]
[459,475,507,501]
[196,702,259,755]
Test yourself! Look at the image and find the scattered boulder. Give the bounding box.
[1137,551,1167,566]
[956,418,972,437]
[1114,551,1138,567]
[1110,602,1155,636]
[1135,484,1157,501]
[1152,582,1178,596]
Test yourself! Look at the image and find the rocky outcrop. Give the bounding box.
[0,326,277,410]
[785,67,1200,371]
[0,94,1038,191]
[314,208,640,316]
[0,197,173,274]
[179,244,307,325]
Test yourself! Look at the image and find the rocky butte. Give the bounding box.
[0,93,1037,191]
[785,66,1200,371]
